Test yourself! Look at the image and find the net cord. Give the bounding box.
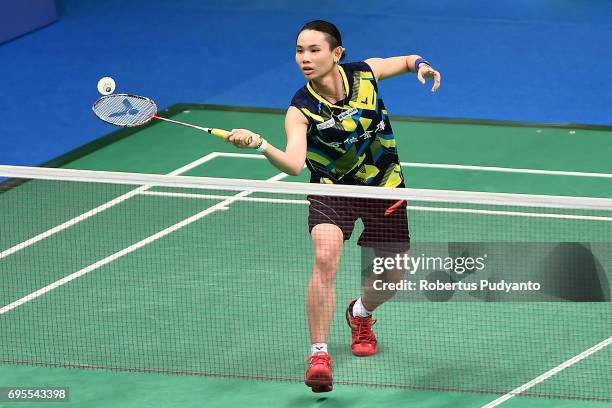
[1,165,612,211]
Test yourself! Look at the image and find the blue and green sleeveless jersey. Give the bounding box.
[290,61,404,187]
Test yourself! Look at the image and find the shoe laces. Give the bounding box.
[352,316,377,343]
[306,352,332,366]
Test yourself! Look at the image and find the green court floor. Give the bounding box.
[1,106,612,407]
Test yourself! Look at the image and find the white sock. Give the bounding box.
[311,342,328,355]
[352,297,372,318]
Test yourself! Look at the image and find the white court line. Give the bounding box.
[406,205,612,222]
[140,190,309,205]
[402,162,612,179]
[0,153,222,260]
[481,337,612,407]
[138,191,612,222]
[210,152,612,179]
[211,152,266,160]
[0,172,288,315]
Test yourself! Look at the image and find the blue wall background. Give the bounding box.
[0,0,58,44]
[1,0,611,166]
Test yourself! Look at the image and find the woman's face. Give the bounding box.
[295,30,338,80]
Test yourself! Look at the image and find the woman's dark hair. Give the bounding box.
[298,20,346,61]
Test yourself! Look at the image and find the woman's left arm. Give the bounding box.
[365,55,441,92]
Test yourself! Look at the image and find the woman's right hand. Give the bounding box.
[224,129,260,149]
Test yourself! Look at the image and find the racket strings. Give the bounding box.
[93,95,157,127]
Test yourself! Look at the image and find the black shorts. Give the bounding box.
[307,195,410,249]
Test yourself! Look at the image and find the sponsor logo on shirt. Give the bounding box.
[316,118,335,130]
[337,107,358,121]
[342,120,386,145]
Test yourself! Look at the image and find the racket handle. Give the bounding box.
[208,128,251,145]
[208,128,229,138]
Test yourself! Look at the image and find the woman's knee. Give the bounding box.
[313,249,340,274]
[311,224,344,279]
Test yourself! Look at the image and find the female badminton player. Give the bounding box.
[225,19,441,393]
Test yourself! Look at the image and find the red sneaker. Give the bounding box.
[304,352,333,392]
[345,298,378,356]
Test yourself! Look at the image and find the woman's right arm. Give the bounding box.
[225,106,308,176]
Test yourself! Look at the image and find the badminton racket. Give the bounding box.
[92,94,251,144]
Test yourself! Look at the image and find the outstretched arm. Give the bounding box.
[224,106,307,176]
[365,55,441,92]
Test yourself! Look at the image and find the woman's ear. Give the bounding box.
[335,47,345,63]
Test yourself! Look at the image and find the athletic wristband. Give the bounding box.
[414,58,431,72]
[256,137,268,153]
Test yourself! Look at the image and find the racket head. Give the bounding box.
[92,94,158,127]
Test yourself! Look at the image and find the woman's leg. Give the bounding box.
[307,223,344,343]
